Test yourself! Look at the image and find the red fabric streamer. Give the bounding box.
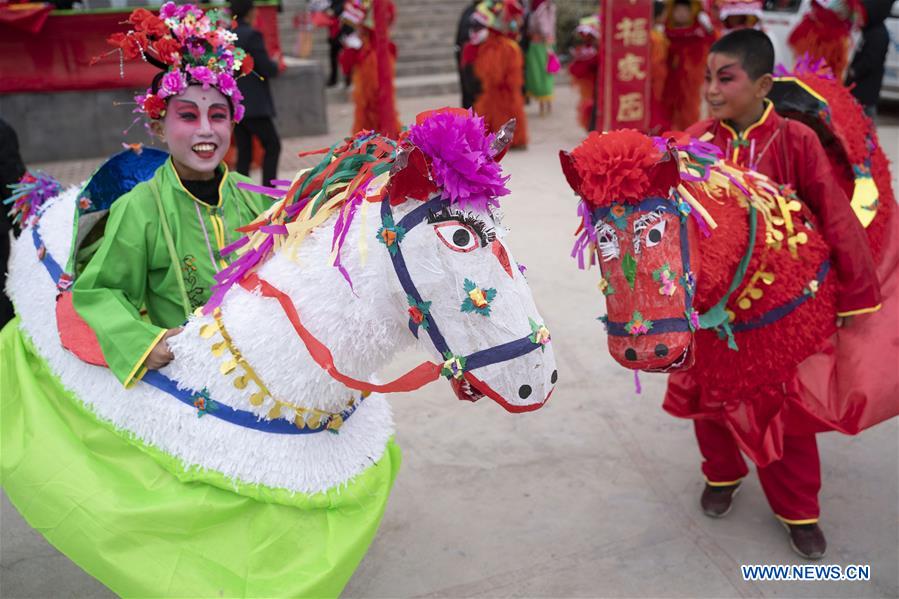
[240,274,444,393]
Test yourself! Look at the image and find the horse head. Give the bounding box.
[206,108,556,414]
[562,129,837,385]
[561,130,694,372]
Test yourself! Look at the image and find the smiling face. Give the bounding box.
[704,52,773,127]
[388,196,557,412]
[153,85,232,180]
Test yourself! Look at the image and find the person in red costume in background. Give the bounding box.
[340,0,400,135]
[662,0,716,130]
[668,29,881,560]
[789,0,865,79]
[649,1,670,133]
[468,0,528,148]
[567,15,599,132]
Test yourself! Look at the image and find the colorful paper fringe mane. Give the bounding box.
[571,132,804,270]
[205,131,398,312]
[4,172,62,228]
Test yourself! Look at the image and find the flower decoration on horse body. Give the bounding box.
[101,2,252,121]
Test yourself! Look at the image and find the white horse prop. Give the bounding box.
[3,108,556,597]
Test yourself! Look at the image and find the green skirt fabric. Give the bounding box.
[525,43,554,99]
[0,318,401,598]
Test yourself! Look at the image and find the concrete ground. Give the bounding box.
[2,85,898,598]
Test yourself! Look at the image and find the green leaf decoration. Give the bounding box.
[621,252,637,289]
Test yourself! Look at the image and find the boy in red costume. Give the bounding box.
[662,0,715,130]
[668,29,881,559]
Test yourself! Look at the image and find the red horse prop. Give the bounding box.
[560,67,897,465]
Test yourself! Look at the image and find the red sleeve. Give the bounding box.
[792,123,882,315]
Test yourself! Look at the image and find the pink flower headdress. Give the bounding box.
[104,2,252,121]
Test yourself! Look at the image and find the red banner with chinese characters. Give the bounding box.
[597,0,653,132]
[0,3,281,94]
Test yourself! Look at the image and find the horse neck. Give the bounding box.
[692,194,752,312]
[251,200,414,410]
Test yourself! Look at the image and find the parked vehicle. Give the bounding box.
[761,0,899,98]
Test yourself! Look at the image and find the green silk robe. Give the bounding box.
[72,159,269,387]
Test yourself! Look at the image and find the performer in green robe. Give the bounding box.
[73,156,267,387]
[2,5,404,597]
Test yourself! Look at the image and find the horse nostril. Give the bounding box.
[624,348,638,361]
[655,344,669,358]
[518,384,532,399]
[550,369,558,384]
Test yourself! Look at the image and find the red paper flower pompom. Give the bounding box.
[570,129,663,208]
[142,94,166,119]
[240,54,255,75]
[107,31,148,61]
[153,36,182,65]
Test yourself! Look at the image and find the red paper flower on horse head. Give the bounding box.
[567,129,665,208]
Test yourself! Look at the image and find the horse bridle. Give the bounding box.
[379,192,550,410]
[593,195,758,349]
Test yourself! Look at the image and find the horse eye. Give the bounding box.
[434,222,480,253]
[646,220,666,247]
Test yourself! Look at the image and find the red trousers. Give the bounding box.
[695,418,821,522]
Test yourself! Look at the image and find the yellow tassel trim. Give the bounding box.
[204,308,360,431]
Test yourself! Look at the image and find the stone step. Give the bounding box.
[395,59,456,78]
[279,0,469,98]
[325,71,460,103]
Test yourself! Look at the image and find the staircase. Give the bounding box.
[278,0,469,100]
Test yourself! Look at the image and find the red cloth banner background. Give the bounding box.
[0,3,281,94]
[597,0,653,132]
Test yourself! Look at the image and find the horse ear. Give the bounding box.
[490,119,517,162]
[558,150,583,197]
[388,145,438,204]
[649,149,682,193]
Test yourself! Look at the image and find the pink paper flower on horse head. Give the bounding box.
[407,108,510,212]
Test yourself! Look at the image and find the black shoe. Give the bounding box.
[700,482,741,518]
[781,521,827,559]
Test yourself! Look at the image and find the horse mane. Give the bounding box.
[205,131,399,312]
[568,130,811,271]
[204,108,513,313]
[775,54,894,263]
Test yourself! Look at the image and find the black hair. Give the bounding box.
[709,29,775,80]
[149,71,235,119]
[672,0,692,6]
[229,0,254,22]
[654,1,665,18]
